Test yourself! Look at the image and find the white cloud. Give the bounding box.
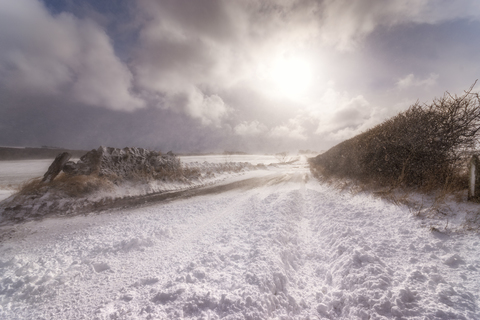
[2,0,477,137]
[184,89,230,127]
[129,0,480,125]
[270,118,307,140]
[319,0,480,50]
[162,86,230,127]
[234,121,267,136]
[314,89,384,141]
[396,73,439,89]
[319,0,422,50]
[132,0,321,124]
[0,0,143,111]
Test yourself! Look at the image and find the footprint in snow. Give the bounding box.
[92,262,111,273]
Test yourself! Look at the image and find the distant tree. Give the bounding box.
[223,151,232,163]
[275,152,288,163]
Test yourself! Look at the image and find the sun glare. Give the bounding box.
[270,56,313,99]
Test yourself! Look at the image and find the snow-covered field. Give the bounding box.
[0,160,52,202]
[0,157,479,319]
[180,154,281,165]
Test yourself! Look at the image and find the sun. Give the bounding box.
[270,56,313,99]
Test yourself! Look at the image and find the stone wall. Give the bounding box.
[62,146,181,181]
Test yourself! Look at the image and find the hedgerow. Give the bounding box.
[310,82,480,191]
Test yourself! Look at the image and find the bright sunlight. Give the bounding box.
[270,56,313,99]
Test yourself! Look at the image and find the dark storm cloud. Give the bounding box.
[1,0,480,152]
[0,88,236,152]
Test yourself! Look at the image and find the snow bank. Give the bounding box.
[0,153,261,224]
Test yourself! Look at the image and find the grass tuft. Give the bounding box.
[16,173,115,198]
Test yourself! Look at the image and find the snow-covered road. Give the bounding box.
[0,159,479,319]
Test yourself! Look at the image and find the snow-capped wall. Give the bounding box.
[63,146,181,180]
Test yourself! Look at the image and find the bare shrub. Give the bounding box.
[275,152,288,163]
[181,166,202,180]
[310,82,480,191]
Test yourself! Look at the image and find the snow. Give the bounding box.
[0,155,277,203]
[91,161,263,200]
[0,160,53,185]
[0,160,52,202]
[0,156,273,222]
[0,156,479,319]
[180,155,281,165]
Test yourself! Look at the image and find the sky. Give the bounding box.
[0,0,479,154]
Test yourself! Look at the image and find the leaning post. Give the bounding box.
[42,152,72,183]
[468,155,480,202]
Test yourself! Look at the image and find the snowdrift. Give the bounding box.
[0,147,258,223]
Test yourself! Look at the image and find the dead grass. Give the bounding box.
[14,162,205,199]
[312,163,480,232]
[311,163,468,216]
[53,174,114,197]
[16,173,114,198]
[463,212,480,231]
[15,177,44,195]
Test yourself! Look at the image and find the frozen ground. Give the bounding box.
[0,157,479,319]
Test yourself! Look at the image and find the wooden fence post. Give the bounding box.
[468,155,480,202]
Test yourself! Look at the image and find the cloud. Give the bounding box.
[396,73,439,89]
[0,0,143,111]
[131,0,322,124]
[319,0,421,50]
[314,89,382,140]
[270,118,307,140]
[2,0,480,152]
[234,120,268,136]
[131,0,245,124]
[131,0,480,126]
[175,87,230,126]
[318,0,480,50]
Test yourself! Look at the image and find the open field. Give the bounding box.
[0,160,52,202]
